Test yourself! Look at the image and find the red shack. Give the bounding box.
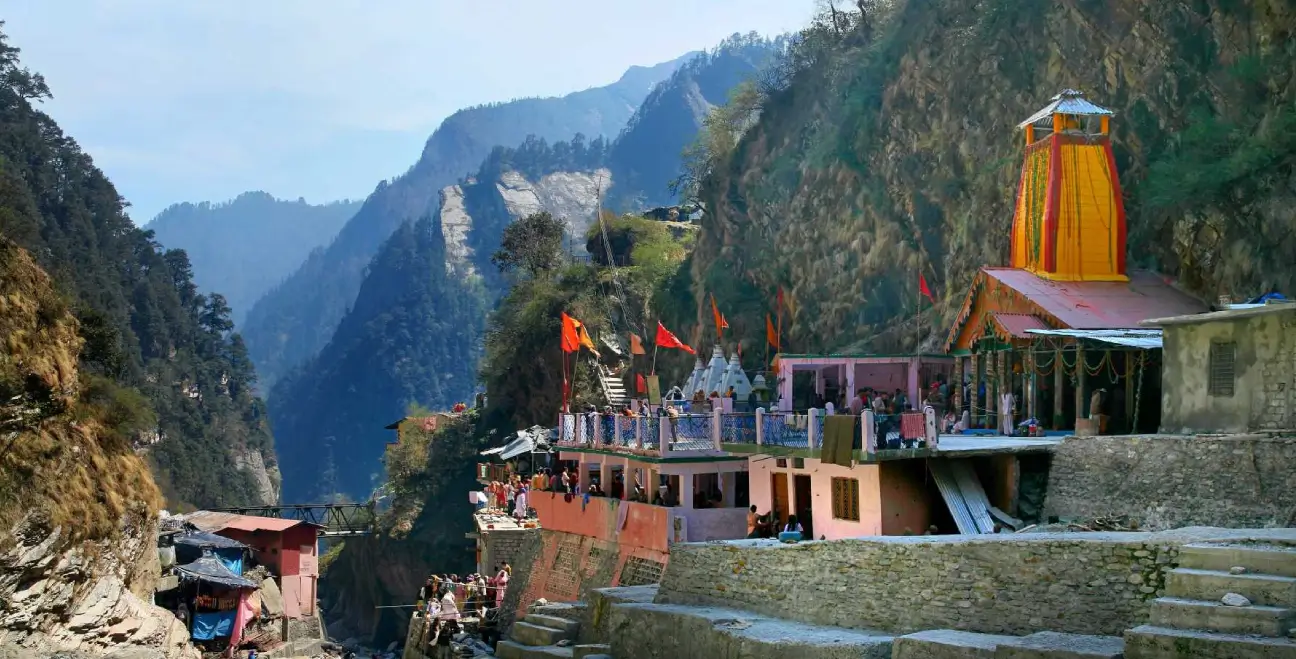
[186,511,322,618]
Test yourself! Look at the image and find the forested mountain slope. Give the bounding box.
[0,26,277,508]
[681,0,1296,359]
[241,55,690,388]
[148,192,360,324]
[606,33,784,210]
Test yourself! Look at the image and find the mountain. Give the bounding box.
[148,192,361,324]
[268,215,487,502]
[0,26,278,509]
[606,33,785,210]
[673,0,1296,363]
[270,134,609,502]
[240,54,692,389]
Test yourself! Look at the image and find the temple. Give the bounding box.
[945,90,1207,433]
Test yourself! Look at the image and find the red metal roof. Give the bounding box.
[990,312,1049,338]
[983,268,1207,329]
[185,511,319,534]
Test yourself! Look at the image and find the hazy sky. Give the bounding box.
[4,1,813,223]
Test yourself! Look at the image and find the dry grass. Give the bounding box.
[0,238,162,544]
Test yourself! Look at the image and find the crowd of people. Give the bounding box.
[415,563,512,650]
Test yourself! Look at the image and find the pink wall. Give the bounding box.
[853,363,909,397]
[748,457,882,540]
[530,490,671,553]
[672,507,748,542]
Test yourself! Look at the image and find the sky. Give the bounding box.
[4,1,813,224]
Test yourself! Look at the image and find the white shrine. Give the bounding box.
[681,346,754,399]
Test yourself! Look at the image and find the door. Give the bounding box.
[793,474,814,539]
[771,473,790,526]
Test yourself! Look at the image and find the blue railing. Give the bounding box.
[721,413,757,444]
[762,413,809,448]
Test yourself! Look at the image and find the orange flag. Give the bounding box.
[710,293,728,338]
[766,314,779,351]
[577,324,599,356]
[561,313,580,353]
[654,321,695,354]
[629,333,646,355]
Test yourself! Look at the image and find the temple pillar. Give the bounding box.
[969,352,981,428]
[599,460,611,495]
[988,349,999,431]
[680,473,695,510]
[1125,352,1136,433]
[721,472,736,507]
[952,356,964,412]
[1053,348,1064,429]
[1075,344,1087,426]
[846,361,857,403]
[1027,349,1038,421]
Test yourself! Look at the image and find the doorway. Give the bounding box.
[771,473,789,526]
[793,474,813,539]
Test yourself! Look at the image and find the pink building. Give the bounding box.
[773,353,955,411]
[185,511,322,618]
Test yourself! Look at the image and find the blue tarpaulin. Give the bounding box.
[175,556,257,589]
[190,610,236,640]
[174,532,246,575]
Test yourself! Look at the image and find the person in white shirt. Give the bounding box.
[1000,390,1015,435]
[784,514,804,534]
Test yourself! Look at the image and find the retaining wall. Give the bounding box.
[654,527,1272,637]
[1044,434,1296,529]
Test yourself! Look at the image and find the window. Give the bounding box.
[831,477,860,522]
[1208,341,1237,397]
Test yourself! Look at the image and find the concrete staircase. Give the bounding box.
[496,610,611,659]
[1125,542,1296,658]
[892,630,1124,658]
[597,365,628,408]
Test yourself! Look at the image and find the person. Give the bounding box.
[725,386,736,399]
[610,473,625,500]
[588,479,604,497]
[894,388,908,413]
[514,485,528,520]
[784,514,804,535]
[746,505,760,538]
[1000,388,1016,435]
[503,561,512,577]
[560,469,572,494]
[494,563,510,608]
[849,389,866,416]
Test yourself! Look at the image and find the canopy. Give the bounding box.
[1024,328,1162,350]
[173,531,247,551]
[175,556,257,589]
[481,426,553,460]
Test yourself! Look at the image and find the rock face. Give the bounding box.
[0,514,198,659]
[231,446,281,505]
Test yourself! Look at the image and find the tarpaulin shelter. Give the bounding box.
[175,555,257,589]
[173,531,248,575]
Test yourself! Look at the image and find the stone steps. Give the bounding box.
[1179,543,1296,577]
[495,639,576,659]
[892,630,1123,659]
[572,644,612,659]
[1166,567,1296,607]
[525,613,581,635]
[1125,624,1296,659]
[1149,596,1294,636]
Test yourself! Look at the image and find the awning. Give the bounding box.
[1024,328,1162,349]
[481,426,553,460]
[990,312,1049,339]
[175,556,257,589]
[173,531,248,551]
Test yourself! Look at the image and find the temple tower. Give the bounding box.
[1010,90,1127,282]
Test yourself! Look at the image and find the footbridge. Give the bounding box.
[209,502,377,537]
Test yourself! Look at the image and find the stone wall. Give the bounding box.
[653,528,1266,637]
[1044,434,1296,530]
[481,528,537,577]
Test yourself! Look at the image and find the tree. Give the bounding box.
[490,211,567,277]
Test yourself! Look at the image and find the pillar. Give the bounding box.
[952,356,964,412]
[987,350,999,431]
[679,472,694,510]
[907,357,921,408]
[1075,344,1087,427]
[721,472,736,507]
[969,352,981,428]
[846,361,856,402]
[599,459,610,494]
[1027,350,1038,421]
[1125,352,1136,434]
[1052,347,1064,429]
[579,461,592,492]
[648,466,660,503]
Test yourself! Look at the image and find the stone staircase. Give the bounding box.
[1125,541,1296,658]
[597,365,628,408]
[496,610,611,659]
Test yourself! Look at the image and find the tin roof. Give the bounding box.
[1017,90,1114,129]
[983,268,1207,328]
[185,511,318,534]
[989,312,1049,339]
[1142,301,1296,327]
[1024,328,1163,350]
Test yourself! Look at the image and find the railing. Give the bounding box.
[554,407,941,457]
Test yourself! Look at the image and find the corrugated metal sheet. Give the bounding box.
[929,461,977,534]
[1018,90,1114,128]
[990,312,1049,338]
[186,511,309,533]
[1025,328,1163,349]
[983,268,1208,329]
[930,460,997,534]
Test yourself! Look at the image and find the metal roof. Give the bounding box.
[990,312,1049,339]
[185,511,316,534]
[481,426,552,460]
[1142,301,1296,327]
[982,268,1208,329]
[1025,328,1163,349]
[1018,90,1114,129]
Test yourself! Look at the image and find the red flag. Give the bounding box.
[654,321,695,354]
[776,287,784,311]
[919,274,935,303]
[766,314,779,351]
[561,313,580,353]
[635,373,646,394]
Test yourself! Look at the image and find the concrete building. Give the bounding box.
[184,511,322,618]
[1144,302,1296,434]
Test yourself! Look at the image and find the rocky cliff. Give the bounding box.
[0,239,194,658]
[678,0,1296,359]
